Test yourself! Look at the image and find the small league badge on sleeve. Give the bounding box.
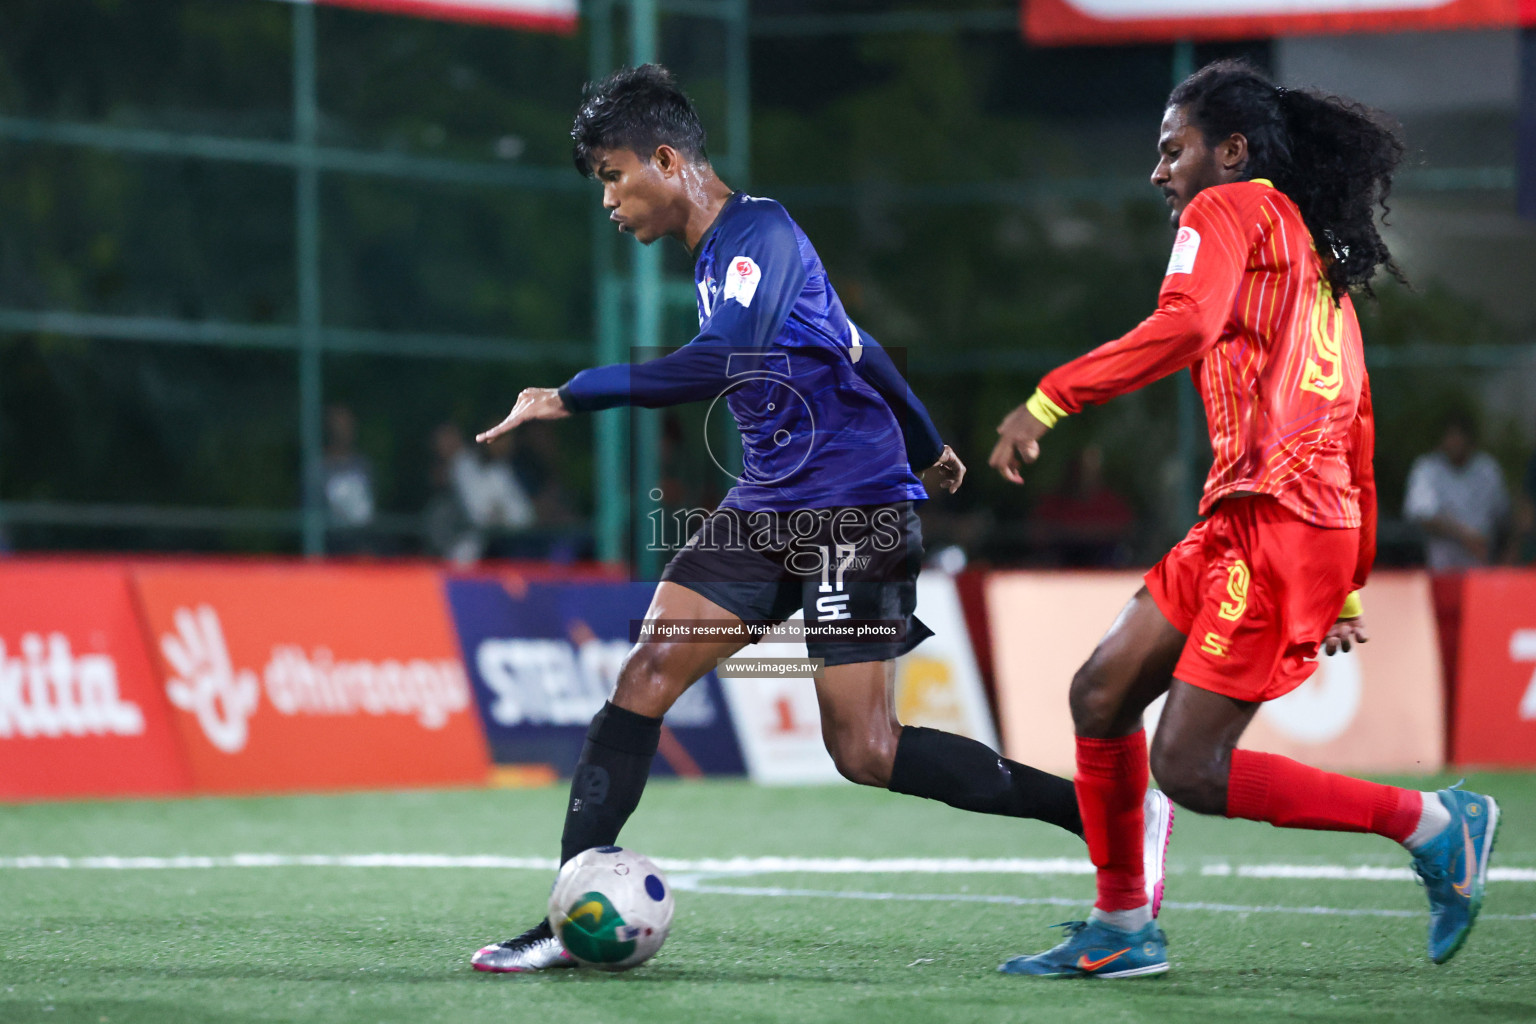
[722,255,761,308]
[1166,227,1200,275]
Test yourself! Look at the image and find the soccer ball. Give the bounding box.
[547,846,674,971]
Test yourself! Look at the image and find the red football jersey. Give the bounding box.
[1037,179,1377,588]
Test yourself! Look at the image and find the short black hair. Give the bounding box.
[571,64,708,177]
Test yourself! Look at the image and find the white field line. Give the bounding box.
[670,881,1536,923]
[0,853,1532,883]
[2,854,1532,923]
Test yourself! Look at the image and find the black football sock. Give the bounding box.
[887,725,1084,837]
[559,701,663,865]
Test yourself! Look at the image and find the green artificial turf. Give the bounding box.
[0,772,1532,1023]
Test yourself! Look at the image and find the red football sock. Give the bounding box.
[1226,749,1421,842]
[1076,731,1148,913]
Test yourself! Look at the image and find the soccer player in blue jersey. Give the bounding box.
[468,64,1174,973]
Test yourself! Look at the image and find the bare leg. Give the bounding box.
[472,582,756,972]
[815,658,1089,835]
[1152,677,1429,842]
[560,582,748,865]
[814,659,901,786]
[609,581,751,717]
[1069,588,1187,739]
[1148,680,1260,815]
[1066,588,1187,924]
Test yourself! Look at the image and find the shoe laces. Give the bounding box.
[1412,859,1446,886]
[499,919,554,950]
[1411,833,1453,887]
[1049,920,1089,938]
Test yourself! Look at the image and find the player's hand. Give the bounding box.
[476,388,570,443]
[1322,616,1369,656]
[989,403,1049,485]
[924,446,966,494]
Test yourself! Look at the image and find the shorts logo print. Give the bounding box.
[815,594,851,621]
[1217,560,1250,622]
[1200,632,1231,658]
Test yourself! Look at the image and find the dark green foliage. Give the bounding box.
[0,2,1527,560]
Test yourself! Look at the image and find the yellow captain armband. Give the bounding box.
[1024,389,1068,429]
[1339,592,1363,620]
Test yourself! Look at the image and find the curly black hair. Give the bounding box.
[1169,59,1407,299]
[571,63,708,177]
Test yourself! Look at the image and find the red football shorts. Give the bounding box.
[1144,495,1357,703]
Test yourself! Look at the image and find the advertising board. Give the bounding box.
[134,564,489,793]
[0,563,192,800]
[447,578,746,777]
[1451,570,1536,766]
[989,571,1443,775]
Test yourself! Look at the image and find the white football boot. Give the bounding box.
[1143,788,1174,917]
[471,920,578,973]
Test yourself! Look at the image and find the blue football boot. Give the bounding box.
[998,918,1168,978]
[1410,787,1500,964]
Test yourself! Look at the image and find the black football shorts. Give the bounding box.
[658,502,932,667]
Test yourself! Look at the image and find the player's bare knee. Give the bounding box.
[1149,740,1226,816]
[612,643,682,713]
[823,726,897,788]
[829,748,891,788]
[1069,662,1121,736]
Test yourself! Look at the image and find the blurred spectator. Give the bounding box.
[474,433,538,557]
[323,404,376,554]
[1403,412,1510,571]
[1508,448,1536,565]
[424,424,468,560]
[423,423,534,564]
[510,420,578,526]
[1031,444,1136,567]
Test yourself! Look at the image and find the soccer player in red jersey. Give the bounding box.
[989,61,1500,977]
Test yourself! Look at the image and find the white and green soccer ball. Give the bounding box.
[547,846,674,971]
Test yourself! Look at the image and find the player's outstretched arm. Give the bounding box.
[923,445,965,494]
[476,387,571,444]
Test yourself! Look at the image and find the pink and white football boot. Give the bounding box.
[1143,788,1175,917]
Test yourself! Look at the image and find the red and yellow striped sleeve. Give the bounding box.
[1347,373,1378,593]
[1037,188,1253,418]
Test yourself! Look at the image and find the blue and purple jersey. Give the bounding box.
[559,193,941,512]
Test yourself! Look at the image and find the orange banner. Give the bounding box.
[0,563,192,800]
[988,570,1442,776]
[1451,570,1536,767]
[133,564,489,794]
